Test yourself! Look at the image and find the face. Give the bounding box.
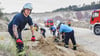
[24,8,31,16]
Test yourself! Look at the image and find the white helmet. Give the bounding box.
[23,3,32,10]
[56,20,61,26]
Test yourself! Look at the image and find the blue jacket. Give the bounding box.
[59,24,73,33]
[50,26,56,31]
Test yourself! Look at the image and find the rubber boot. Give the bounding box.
[73,45,77,50]
[16,43,24,53]
[54,38,59,42]
[64,44,69,48]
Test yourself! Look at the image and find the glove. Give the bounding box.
[16,38,23,44]
[52,29,55,31]
[31,35,35,41]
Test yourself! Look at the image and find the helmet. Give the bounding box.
[34,24,37,26]
[23,3,32,10]
[57,22,64,29]
[56,20,61,26]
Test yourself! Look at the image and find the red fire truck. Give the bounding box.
[44,19,54,27]
[90,10,100,35]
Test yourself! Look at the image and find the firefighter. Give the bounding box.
[57,23,77,50]
[40,28,46,38]
[49,25,56,36]
[67,21,71,26]
[8,3,36,53]
[34,24,39,31]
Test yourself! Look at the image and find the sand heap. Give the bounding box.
[31,37,97,56]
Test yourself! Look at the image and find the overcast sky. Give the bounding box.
[0,0,99,13]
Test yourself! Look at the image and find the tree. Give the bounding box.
[71,5,78,10]
[83,3,86,7]
[91,1,95,5]
[0,2,3,18]
[68,5,72,10]
[0,9,3,18]
[53,1,100,12]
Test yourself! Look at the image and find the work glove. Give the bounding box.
[31,35,36,41]
[16,38,23,44]
[52,29,55,31]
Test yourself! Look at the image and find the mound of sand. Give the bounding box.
[31,37,97,56]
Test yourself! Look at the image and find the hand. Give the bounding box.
[41,31,43,34]
[52,29,54,31]
[16,38,23,44]
[31,35,35,41]
[62,32,65,36]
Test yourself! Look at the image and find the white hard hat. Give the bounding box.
[23,3,33,10]
[56,20,61,26]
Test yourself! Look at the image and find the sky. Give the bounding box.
[0,0,99,13]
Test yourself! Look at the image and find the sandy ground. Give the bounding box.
[38,23,99,56]
[0,27,99,56]
[0,23,99,56]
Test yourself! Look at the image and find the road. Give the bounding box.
[73,27,100,56]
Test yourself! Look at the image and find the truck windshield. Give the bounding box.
[48,21,53,23]
[92,12,99,18]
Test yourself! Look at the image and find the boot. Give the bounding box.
[17,48,24,53]
[54,38,59,42]
[62,39,64,42]
[73,45,77,50]
[64,44,69,48]
[16,43,24,53]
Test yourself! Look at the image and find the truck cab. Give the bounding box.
[90,10,100,35]
[44,19,54,27]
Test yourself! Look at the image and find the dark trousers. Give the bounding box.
[42,32,46,38]
[64,30,76,46]
[53,30,56,36]
[8,28,24,50]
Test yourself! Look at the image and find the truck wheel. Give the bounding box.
[94,26,100,35]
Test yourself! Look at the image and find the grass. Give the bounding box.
[0,39,17,56]
[0,37,43,56]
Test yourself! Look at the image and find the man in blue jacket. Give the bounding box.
[8,3,35,52]
[57,23,77,50]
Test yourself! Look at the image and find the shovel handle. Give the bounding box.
[23,40,39,42]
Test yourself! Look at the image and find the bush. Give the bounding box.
[0,9,3,18]
[4,16,9,22]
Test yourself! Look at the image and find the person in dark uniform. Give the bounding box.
[34,23,39,31]
[8,3,36,52]
[57,23,77,50]
[49,25,56,36]
[40,28,46,38]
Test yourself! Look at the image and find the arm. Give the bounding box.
[30,25,34,36]
[40,29,43,34]
[30,25,36,41]
[49,27,52,33]
[13,24,18,39]
[59,33,62,41]
[58,26,63,41]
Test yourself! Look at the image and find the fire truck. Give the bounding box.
[90,10,100,35]
[44,19,54,27]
